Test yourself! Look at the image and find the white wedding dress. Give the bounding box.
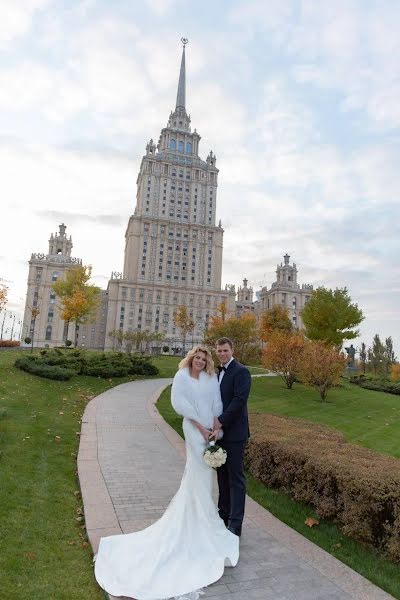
[94,367,239,600]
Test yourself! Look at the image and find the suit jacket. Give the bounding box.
[218,359,251,442]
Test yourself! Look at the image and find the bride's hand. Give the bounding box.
[201,427,212,443]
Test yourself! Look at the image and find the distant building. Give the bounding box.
[21,44,315,350]
[256,254,313,329]
[103,40,235,351]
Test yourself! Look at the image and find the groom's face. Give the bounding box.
[216,343,233,365]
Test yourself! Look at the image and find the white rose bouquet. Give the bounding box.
[203,440,227,469]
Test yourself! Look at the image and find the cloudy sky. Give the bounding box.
[1,0,399,352]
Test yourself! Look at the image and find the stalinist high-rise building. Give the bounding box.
[104,40,235,349]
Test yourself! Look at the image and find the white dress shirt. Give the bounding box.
[219,357,234,382]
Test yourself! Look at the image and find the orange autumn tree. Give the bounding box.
[205,312,259,364]
[262,331,306,389]
[174,305,195,355]
[390,364,400,382]
[296,340,347,401]
[259,305,293,342]
[53,266,100,347]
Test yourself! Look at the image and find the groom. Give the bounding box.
[212,337,252,537]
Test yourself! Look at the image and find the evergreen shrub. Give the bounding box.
[15,350,159,380]
[245,413,400,562]
[350,374,400,395]
[15,357,75,380]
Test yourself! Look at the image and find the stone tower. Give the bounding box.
[236,278,255,315]
[257,254,313,328]
[21,224,82,347]
[105,40,235,351]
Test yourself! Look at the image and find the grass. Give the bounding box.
[156,382,400,599]
[0,350,175,599]
[250,376,400,457]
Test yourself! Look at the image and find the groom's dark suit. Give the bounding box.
[217,359,251,534]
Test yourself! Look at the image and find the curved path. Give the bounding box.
[78,379,394,600]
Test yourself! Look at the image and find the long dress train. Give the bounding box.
[94,368,239,600]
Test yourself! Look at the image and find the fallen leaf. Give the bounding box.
[305,517,320,528]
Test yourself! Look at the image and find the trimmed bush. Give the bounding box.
[245,413,400,562]
[0,340,20,347]
[24,337,32,344]
[15,350,159,380]
[15,357,75,381]
[350,374,400,395]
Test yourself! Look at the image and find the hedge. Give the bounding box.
[0,340,20,347]
[15,350,159,380]
[15,357,75,380]
[350,374,400,395]
[245,413,400,562]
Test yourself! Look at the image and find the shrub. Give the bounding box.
[162,346,169,353]
[14,350,159,380]
[245,413,400,562]
[24,337,32,344]
[296,340,346,400]
[15,357,75,380]
[350,375,400,395]
[262,331,305,389]
[390,364,400,382]
[65,340,72,347]
[0,340,20,347]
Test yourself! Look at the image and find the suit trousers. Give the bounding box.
[217,440,247,529]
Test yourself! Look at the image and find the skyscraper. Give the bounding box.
[104,40,235,350]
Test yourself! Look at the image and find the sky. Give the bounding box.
[1,0,399,352]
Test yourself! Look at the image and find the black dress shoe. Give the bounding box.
[227,525,242,537]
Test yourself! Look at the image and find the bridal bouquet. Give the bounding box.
[203,441,227,469]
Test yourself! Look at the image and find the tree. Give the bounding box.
[260,305,293,342]
[384,337,396,373]
[29,306,40,353]
[390,364,400,382]
[301,286,364,348]
[0,280,8,314]
[296,340,347,400]
[108,329,124,350]
[370,334,385,375]
[53,266,101,347]
[359,342,367,373]
[204,312,259,364]
[174,305,195,355]
[262,331,306,389]
[216,300,230,324]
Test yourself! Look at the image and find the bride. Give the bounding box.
[94,345,239,600]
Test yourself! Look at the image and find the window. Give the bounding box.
[186,142,192,153]
[52,271,60,281]
[170,139,176,150]
[45,326,52,341]
[178,141,184,152]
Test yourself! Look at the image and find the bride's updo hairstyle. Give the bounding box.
[179,345,215,376]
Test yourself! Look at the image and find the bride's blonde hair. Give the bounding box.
[179,345,215,376]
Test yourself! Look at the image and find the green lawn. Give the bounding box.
[250,376,400,457]
[0,350,175,599]
[157,381,400,599]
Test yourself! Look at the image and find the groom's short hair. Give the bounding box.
[216,337,233,348]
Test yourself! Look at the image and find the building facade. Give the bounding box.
[21,45,315,351]
[256,254,313,329]
[104,41,235,351]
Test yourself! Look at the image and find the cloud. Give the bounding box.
[0,0,50,47]
[34,210,126,226]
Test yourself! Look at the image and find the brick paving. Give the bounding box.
[78,379,395,600]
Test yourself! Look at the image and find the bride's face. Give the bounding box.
[191,351,207,373]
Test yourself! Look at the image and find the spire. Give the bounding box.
[175,38,188,110]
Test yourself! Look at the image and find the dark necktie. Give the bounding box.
[218,365,226,375]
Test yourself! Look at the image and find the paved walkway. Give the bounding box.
[78,379,395,600]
